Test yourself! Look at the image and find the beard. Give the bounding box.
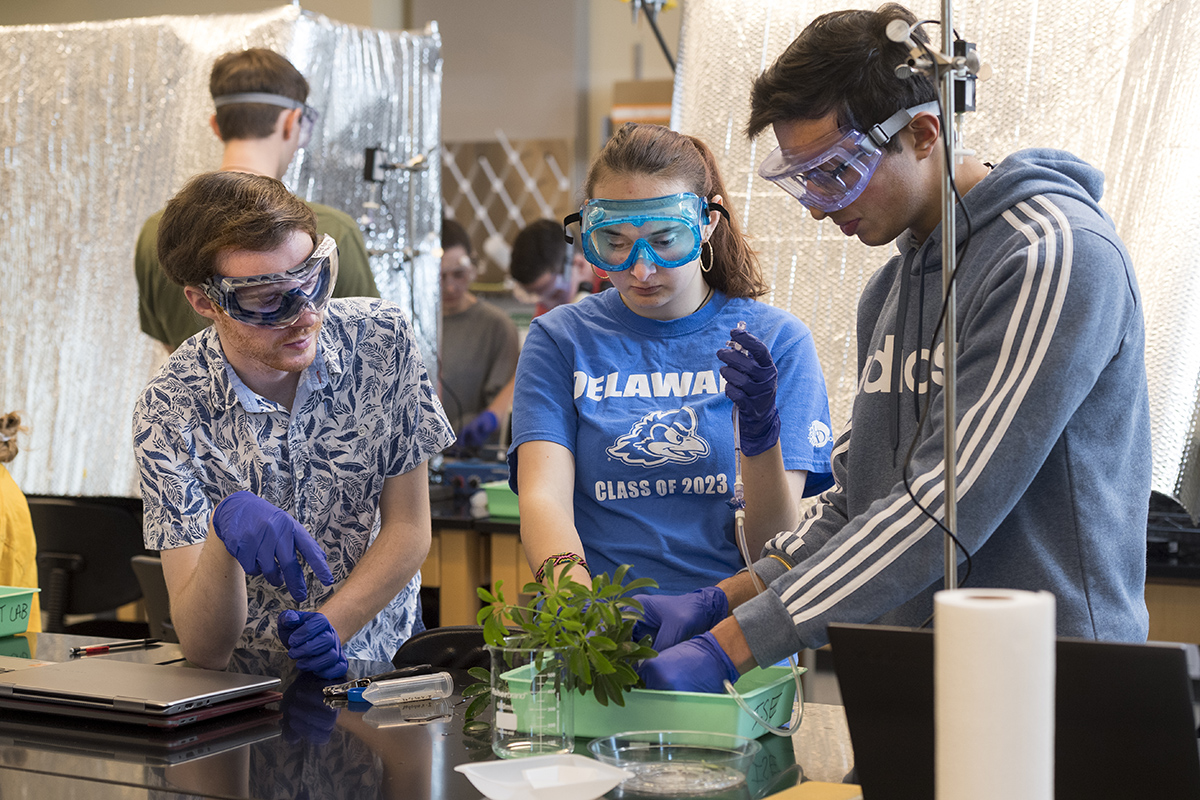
[213,312,323,376]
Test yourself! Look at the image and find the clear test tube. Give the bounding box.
[355,671,455,706]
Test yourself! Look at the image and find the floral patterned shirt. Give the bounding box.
[133,298,454,661]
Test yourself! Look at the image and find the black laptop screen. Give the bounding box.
[827,623,1200,800]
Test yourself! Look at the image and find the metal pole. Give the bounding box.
[940,0,959,591]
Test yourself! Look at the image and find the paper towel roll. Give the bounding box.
[934,588,1056,800]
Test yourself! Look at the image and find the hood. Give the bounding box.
[899,148,1111,270]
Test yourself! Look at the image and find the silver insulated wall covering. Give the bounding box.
[673,0,1200,518]
[0,5,442,498]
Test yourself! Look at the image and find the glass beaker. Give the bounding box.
[487,642,574,758]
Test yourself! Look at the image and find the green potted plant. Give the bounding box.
[462,563,658,726]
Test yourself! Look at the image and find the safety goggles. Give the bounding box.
[758,102,939,212]
[202,234,339,328]
[564,193,728,272]
[212,92,321,149]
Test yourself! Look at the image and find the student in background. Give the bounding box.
[136,48,378,353]
[509,218,608,317]
[439,218,520,452]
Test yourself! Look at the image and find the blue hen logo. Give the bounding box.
[606,407,711,467]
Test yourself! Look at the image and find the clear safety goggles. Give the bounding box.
[564,193,728,272]
[758,102,939,212]
[202,234,339,328]
[212,92,321,149]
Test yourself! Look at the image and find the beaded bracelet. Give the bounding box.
[535,551,589,583]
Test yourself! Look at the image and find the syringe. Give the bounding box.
[730,322,751,571]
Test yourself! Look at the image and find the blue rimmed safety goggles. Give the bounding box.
[564,193,729,272]
[212,92,321,148]
[202,234,339,328]
[758,102,939,212]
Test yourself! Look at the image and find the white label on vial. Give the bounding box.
[494,710,518,731]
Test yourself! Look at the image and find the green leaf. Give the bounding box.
[467,666,491,683]
[462,682,491,698]
[592,674,610,706]
[588,649,615,674]
[569,647,592,683]
[482,615,508,647]
[464,692,491,723]
[597,583,624,600]
[621,577,659,593]
[613,661,640,685]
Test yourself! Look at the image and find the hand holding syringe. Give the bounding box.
[719,321,769,591]
[717,322,782,460]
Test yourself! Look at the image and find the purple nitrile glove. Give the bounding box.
[631,587,729,652]
[278,609,348,680]
[211,491,334,603]
[637,631,741,693]
[718,328,781,457]
[457,410,499,450]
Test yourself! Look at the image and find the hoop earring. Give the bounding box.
[700,240,713,273]
[592,265,610,280]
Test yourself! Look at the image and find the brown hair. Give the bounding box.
[509,219,567,285]
[441,217,473,258]
[584,123,768,299]
[156,171,317,287]
[0,412,25,464]
[746,4,935,153]
[210,49,309,141]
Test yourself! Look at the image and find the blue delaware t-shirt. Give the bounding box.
[508,288,834,594]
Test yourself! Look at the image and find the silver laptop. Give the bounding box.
[0,657,279,716]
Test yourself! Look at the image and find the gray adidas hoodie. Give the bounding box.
[734,149,1151,666]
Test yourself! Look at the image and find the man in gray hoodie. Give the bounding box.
[636,3,1151,691]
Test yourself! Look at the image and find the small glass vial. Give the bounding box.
[352,671,455,706]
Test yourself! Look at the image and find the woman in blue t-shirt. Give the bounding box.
[507,123,834,595]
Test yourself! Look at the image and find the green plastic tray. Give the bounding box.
[505,664,800,739]
[482,479,519,519]
[0,586,40,637]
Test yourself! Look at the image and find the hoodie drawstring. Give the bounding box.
[889,248,919,465]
